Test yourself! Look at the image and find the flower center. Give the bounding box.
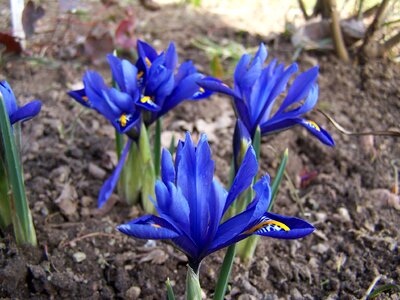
[119,114,130,127]
[140,96,151,103]
[145,57,152,67]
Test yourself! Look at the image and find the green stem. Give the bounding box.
[154,118,162,178]
[213,244,236,300]
[115,130,124,160]
[186,266,202,300]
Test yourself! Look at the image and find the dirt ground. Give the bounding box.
[0,1,399,299]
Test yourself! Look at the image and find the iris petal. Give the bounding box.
[224,146,258,213]
[161,148,175,183]
[250,212,315,239]
[0,80,18,115]
[68,88,91,108]
[117,215,180,239]
[98,139,132,208]
[9,101,42,124]
[137,40,158,62]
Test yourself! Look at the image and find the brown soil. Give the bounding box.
[0,1,399,299]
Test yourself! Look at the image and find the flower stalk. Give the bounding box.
[186,266,202,300]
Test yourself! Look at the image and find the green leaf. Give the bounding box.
[0,159,11,229]
[369,284,400,299]
[166,278,176,300]
[0,93,36,245]
[139,124,156,214]
[268,148,289,212]
[153,118,162,178]
[210,55,224,78]
[169,134,176,155]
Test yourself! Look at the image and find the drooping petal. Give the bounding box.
[223,146,258,214]
[190,76,218,100]
[136,95,161,112]
[174,60,197,84]
[208,175,271,254]
[196,78,239,98]
[298,119,335,146]
[98,139,132,208]
[117,215,181,239]
[245,212,315,239]
[9,100,42,124]
[68,88,92,108]
[160,73,204,116]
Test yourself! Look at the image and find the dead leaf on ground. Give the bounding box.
[55,182,78,216]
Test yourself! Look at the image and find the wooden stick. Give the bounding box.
[326,0,350,61]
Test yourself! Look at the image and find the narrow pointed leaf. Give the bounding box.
[268,148,288,211]
[0,93,36,245]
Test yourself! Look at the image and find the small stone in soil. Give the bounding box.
[73,252,87,263]
[125,286,141,299]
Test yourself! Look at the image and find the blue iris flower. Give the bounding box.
[0,81,41,124]
[118,133,314,270]
[198,43,334,146]
[68,62,158,139]
[132,40,215,125]
[69,40,214,134]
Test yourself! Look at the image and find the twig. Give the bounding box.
[317,109,400,137]
[298,0,310,20]
[359,0,391,62]
[383,31,400,52]
[60,232,122,247]
[326,0,350,61]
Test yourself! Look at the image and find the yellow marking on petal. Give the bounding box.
[141,96,151,103]
[119,114,128,127]
[137,71,144,79]
[199,87,205,93]
[305,120,321,132]
[243,220,290,235]
[151,223,161,228]
[82,96,89,102]
[145,57,152,67]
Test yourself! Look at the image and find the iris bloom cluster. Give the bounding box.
[68,40,215,208]
[0,81,41,125]
[199,43,334,146]
[118,133,314,271]
[68,40,213,139]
